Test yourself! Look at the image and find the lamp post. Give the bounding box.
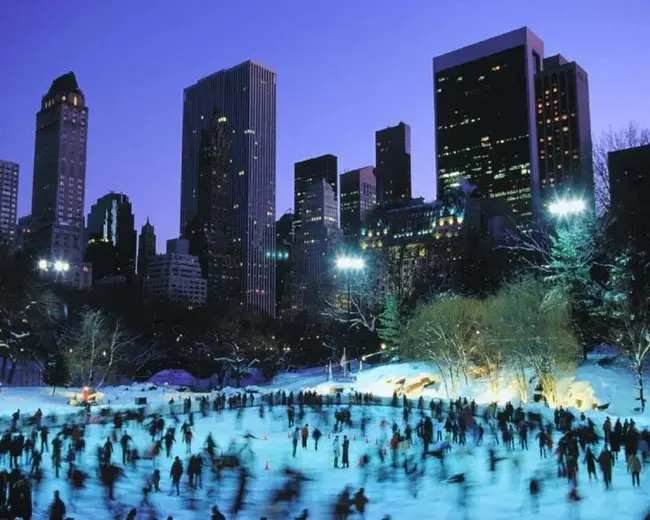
[335,256,365,378]
[335,256,365,319]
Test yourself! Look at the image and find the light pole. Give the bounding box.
[335,255,365,319]
[335,256,365,377]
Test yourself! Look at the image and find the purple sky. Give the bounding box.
[2,1,649,251]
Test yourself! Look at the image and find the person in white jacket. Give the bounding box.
[333,435,341,468]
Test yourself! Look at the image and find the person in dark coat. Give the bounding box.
[598,446,614,489]
[170,456,183,495]
[354,488,369,518]
[211,505,226,520]
[584,447,597,480]
[529,476,541,513]
[342,436,350,468]
[10,476,32,520]
[48,490,66,520]
[125,508,137,520]
[312,428,322,451]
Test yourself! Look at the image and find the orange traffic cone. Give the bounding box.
[264,433,268,440]
[265,461,270,470]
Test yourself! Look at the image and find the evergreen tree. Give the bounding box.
[43,352,70,395]
[377,294,401,349]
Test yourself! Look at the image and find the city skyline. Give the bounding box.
[2,2,649,251]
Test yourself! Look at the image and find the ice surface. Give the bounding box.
[1,360,650,519]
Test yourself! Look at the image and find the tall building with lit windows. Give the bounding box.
[433,27,544,219]
[294,154,338,237]
[535,55,593,207]
[291,177,341,317]
[30,72,88,263]
[0,160,19,250]
[180,60,276,314]
[340,166,376,244]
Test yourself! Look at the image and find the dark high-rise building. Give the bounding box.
[30,72,88,263]
[181,60,276,314]
[275,210,293,317]
[434,27,543,219]
[86,193,137,276]
[340,166,376,243]
[0,160,19,250]
[137,218,156,277]
[608,144,650,250]
[294,154,338,237]
[375,123,411,207]
[291,179,341,317]
[185,113,239,305]
[535,54,593,206]
[15,215,31,252]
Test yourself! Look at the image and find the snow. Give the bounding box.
[2,361,650,519]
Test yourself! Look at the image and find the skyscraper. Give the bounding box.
[375,122,411,207]
[137,218,156,277]
[535,54,593,206]
[434,27,543,219]
[185,113,239,306]
[86,193,137,276]
[291,178,341,317]
[181,60,276,314]
[30,72,88,263]
[294,154,338,237]
[340,166,376,243]
[0,160,19,250]
[15,215,31,252]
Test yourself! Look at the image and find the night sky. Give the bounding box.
[2,1,649,251]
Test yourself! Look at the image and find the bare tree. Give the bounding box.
[64,309,135,387]
[593,122,650,213]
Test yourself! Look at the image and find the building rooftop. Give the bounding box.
[46,72,83,97]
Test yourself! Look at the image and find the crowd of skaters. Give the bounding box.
[1,387,650,518]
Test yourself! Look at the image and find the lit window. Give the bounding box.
[73,96,78,106]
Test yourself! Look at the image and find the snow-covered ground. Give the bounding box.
[2,360,650,519]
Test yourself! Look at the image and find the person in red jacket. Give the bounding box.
[301,424,309,450]
[354,487,369,518]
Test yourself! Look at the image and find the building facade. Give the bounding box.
[15,215,31,252]
[608,144,650,251]
[291,179,341,317]
[30,72,88,263]
[375,123,411,207]
[434,27,543,220]
[275,210,293,317]
[180,60,276,314]
[144,238,207,307]
[535,54,593,207]
[86,192,137,277]
[340,166,376,244]
[0,160,19,250]
[294,154,338,237]
[137,218,156,276]
[185,113,240,306]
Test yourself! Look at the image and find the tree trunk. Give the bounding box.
[637,366,646,413]
[1,355,7,379]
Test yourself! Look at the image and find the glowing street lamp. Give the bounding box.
[548,198,586,217]
[38,259,48,271]
[54,260,70,272]
[335,256,365,271]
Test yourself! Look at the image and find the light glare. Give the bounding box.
[549,198,586,217]
[336,256,365,270]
